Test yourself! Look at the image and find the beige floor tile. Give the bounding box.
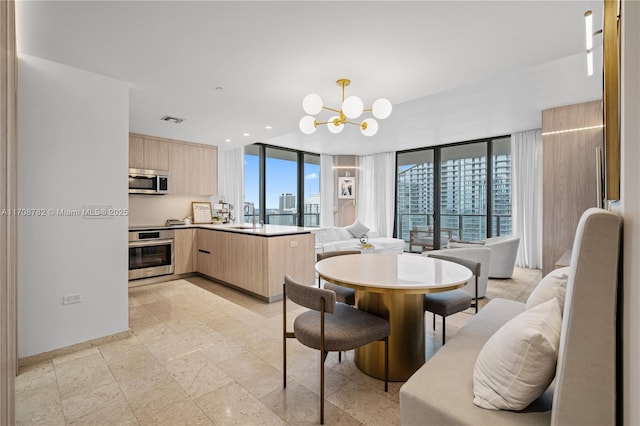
[67,395,138,426]
[54,352,115,400]
[326,380,401,426]
[217,351,283,400]
[15,381,65,426]
[52,346,101,367]
[164,349,234,399]
[99,335,151,365]
[15,361,57,393]
[108,353,175,400]
[195,382,284,425]
[61,380,123,421]
[260,379,361,426]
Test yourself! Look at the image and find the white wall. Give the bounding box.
[128,194,210,226]
[18,55,129,357]
[621,1,640,423]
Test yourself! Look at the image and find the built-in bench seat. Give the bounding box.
[400,208,622,426]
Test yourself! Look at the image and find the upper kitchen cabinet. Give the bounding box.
[129,133,218,196]
[169,141,218,196]
[128,133,169,171]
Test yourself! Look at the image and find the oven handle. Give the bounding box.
[129,238,174,248]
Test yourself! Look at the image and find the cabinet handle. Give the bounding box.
[198,249,211,254]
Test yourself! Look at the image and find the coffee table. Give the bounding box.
[315,253,472,381]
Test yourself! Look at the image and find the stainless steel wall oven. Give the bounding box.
[128,230,174,280]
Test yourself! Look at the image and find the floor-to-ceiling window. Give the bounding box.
[303,154,321,227]
[397,150,435,241]
[492,137,512,236]
[244,144,261,223]
[396,136,511,252]
[440,142,488,241]
[243,144,321,227]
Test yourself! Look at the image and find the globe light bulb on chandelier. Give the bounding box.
[298,78,392,136]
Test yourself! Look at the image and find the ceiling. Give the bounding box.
[15,1,604,155]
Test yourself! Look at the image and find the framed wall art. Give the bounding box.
[338,176,355,199]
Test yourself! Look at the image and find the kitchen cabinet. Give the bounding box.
[128,134,169,171]
[174,228,196,274]
[195,228,314,301]
[195,229,215,278]
[129,133,217,196]
[170,142,218,196]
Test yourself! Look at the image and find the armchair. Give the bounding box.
[448,235,520,278]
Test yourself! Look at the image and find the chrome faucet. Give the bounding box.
[244,202,256,227]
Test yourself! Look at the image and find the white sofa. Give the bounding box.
[449,235,520,278]
[400,208,622,425]
[314,225,404,254]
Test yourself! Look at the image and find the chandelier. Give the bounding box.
[299,78,392,137]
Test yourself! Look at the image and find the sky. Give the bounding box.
[244,153,320,210]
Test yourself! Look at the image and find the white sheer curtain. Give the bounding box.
[320,154,334,228]
[217,146,244,224]
[511,129,543,269]
[357,152,396,237]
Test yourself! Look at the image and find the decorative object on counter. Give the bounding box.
[214,201,231,224]
[338,176,355,199]
[192,201,212,224]
[184,217,192,226]
[165,218,185,226]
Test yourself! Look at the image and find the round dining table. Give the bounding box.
[315,253,472,381]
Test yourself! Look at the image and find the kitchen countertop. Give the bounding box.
[129,223,315,237]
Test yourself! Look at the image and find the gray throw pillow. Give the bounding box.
[345,220,370,238]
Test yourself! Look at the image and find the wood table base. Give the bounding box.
[354,290,425,382]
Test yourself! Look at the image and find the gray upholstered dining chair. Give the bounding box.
[423,253,480,346]
[316,250,360,306]
[283,275,390,425]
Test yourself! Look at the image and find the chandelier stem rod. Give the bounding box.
[323,106,341,113]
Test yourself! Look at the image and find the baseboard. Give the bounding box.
[18,329,132,369]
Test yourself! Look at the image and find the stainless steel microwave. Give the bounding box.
[128,168,169,194]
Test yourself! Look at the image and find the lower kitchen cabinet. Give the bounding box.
[196,229,216,277]
[195,228,314,301]
[174,228,196,274]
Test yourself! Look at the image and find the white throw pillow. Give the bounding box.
[345,220,370,238]
[526,267,569,312]
[472,298,562,411]
[334,227,353,240]
[318,227,340,243]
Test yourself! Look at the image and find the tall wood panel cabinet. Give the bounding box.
[542,100,603,275]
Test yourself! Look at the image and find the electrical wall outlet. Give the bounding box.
[62,294,82,305]
[290,241,298,247]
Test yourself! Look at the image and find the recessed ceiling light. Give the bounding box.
[215,86,224,92]
[224,138,231,143]
[265,125,272,130]
[242,133,250,137]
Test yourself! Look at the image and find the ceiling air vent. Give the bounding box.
[160,115,185,124]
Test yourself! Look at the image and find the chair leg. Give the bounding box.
[338,351,341,362]
[442,316,446,346]
[384,337,389,393]
[432,312,436,330]
[320,350,326,425]
[475,276,479,314]
[282,283,287,389]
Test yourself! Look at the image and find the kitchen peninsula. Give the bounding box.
[129,223,316,302]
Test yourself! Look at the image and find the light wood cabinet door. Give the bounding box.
[169,143,191,195]
[174,229,195,274]
[195,229,215,277]
[200,146,218,196]
[129,135,144,169]
[143,139,169,171]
